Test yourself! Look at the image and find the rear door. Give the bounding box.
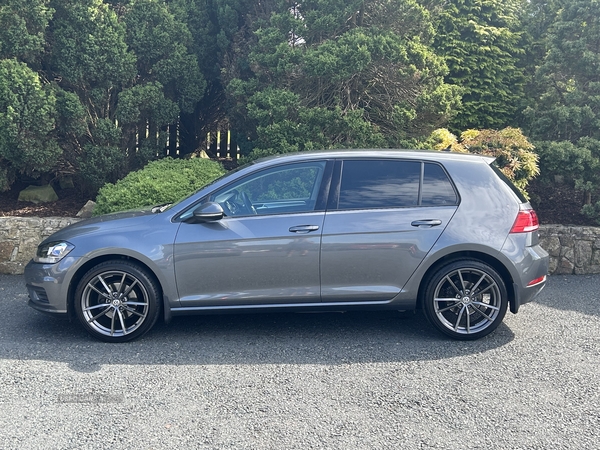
[320,159,459,302]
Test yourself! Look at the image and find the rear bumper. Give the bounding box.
[505,242,549,313]
[511,277,547,314]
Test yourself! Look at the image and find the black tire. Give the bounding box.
[422,260,508,340]
[74,260,162,343]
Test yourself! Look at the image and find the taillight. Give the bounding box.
[510,208,539,233]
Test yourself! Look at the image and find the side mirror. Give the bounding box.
[187,202,224,223]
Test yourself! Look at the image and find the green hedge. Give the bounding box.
[94,157,226,215]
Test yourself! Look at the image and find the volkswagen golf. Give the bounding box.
[24,150,549,342]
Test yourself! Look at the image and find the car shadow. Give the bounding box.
[6,271,599,373]
[11,274,600,372]
[3,302,515,373]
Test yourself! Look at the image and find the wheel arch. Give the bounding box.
[67,254,165,321]
[416,250,516,312]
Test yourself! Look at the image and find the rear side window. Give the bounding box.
[339,160,420,209]
[337,159,458,210]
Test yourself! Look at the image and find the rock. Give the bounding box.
[76,200,96,218]
[539,235,560,257]
[18,185,59,204]
[0,242,15,260]
[548,257,558,274]
[574,240,593,267]
[556,257,575,275]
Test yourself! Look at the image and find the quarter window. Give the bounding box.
[421,163,458,206]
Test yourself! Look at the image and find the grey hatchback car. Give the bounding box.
[24,150,548,342]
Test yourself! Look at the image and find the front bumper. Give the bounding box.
[24,258,76,317]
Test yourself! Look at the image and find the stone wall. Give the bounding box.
[0,217,80,274]
[0,217,597,276]
[538,225,600,275]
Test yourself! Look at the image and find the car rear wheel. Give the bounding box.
[423,260,508,340]
[74,261,161,343]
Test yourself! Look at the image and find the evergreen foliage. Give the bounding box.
[0,59,61,191]
[0,0,53,64]
[522,0,600,143]
[535,138,600,207]
[226,0,460,161]
[428,0,526,131]
[0,0,599,218]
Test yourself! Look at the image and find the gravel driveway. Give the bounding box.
[1,273,598,449]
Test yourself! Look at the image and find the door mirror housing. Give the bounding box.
[187,202,224,223]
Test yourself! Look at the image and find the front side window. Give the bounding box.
[211,161,326,217]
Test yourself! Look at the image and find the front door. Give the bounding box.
[174,161,329,307]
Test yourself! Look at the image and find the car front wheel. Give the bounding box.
[422,260,508,340]
[74,261,161,343]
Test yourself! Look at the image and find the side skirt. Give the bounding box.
[169,300,416,316]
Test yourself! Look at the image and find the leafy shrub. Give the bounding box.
[460,128,539,195]
[424,127,539,197]
[94,157,226,215]
[535,138,600,204]
[582,202,600,225]
[78,144,126,195]
[534,140,592,182]
[421,128,466,152]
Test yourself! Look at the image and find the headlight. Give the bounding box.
[34,241,75,264]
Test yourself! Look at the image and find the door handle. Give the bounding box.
[289,225,320,233]
[411,219,442,228]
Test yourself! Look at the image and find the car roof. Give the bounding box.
[252,149,495,165]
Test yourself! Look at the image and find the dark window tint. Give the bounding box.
[339,160,420,209]
[421,163,458,206]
